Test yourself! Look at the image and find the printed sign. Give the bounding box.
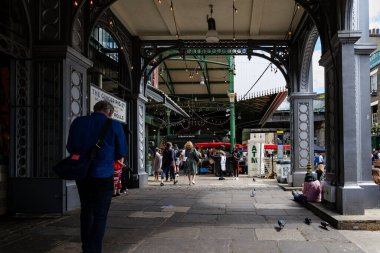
[90,85,127,123]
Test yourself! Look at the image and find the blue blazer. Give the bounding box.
[66,112,127,178]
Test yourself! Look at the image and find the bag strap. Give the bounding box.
[89,118,113,159]
[95,118,113,149]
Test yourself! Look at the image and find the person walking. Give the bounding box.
[66,100,127,253]
[211,145,226,180]
[113,157,126,197]
[182,141,200,185]
[160,142,177,186]
[152,148,162,182]
[232,148,241,180]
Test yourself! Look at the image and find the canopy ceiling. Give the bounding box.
[110,0,304,133]
[111,0,304,41]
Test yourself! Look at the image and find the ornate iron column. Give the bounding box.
[289,25,318,187]
[130,37,149,188]
[318,1,379,214]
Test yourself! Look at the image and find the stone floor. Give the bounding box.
[0,175,379,253]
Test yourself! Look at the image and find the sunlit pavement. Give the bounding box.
[0,174,379,253]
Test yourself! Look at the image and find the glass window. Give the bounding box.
[92,27,119,62]
[371,74,378,93]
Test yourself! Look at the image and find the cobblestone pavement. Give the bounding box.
[0,174,379,253]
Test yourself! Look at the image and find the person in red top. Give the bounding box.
[113,157,126,197]
[292,164,322,203]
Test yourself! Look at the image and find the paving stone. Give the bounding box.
[277,241,328,253]
[199,227,255,240]
[178,214,218,223]
[133,238,230,253]
[321,241,366,253]
[128,211,174,218]
[161,206,190,213]
[231,239,280,253]
[150,226,200,239]
[255,228,305,241]
[1,175,379,253]
[103,228,151,243]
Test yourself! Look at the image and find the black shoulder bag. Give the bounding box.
[53,119,112,180]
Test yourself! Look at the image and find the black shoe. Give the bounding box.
[160,182,164,186]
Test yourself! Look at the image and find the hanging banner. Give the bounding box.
[90,85,127,124]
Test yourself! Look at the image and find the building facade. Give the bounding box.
[0,0,378,216]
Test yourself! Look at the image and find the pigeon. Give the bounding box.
[304,218,311,225]
[250,188,256,197]
[252,178,256,182]
[320,221,329,230]
[278,219,285,229]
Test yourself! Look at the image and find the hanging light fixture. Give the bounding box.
[200,75,205,85]
[206,5,219,43]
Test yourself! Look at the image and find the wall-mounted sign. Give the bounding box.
[90,85,127,124]
[370,51,380,69]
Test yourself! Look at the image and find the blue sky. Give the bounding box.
[235,1,380,96]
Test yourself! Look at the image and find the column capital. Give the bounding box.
[334,31,361,45]
[289,92,317,100]
[354,43,377,55]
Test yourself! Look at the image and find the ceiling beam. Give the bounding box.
[250,0,265,36]
[153,0,177,36]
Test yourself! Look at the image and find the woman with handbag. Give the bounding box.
[182,141,200,185]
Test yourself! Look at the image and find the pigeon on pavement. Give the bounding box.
[278,219,285,229]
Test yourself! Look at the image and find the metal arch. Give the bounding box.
[159,62,175,94]
[294,0,322,30]
[294,0,329,53]
[141,39,290,84]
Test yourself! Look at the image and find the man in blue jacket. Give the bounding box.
[67,100,127,253]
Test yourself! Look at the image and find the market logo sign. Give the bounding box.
[90,85,127,123]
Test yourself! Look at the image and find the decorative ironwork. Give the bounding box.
[36,62,62,177]
[141,40,290,83]
[97,11,133,57]
[70,68,83,122]
[300,26,319,92]
[298,102,310,168]
[40,0,61,40]
[15,60,30,177]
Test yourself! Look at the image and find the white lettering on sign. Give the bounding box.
[90,85,127,124]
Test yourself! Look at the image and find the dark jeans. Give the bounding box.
[76,177,114,253]
[161,165,175,180]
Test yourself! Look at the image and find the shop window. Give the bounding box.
[371,74,378,95]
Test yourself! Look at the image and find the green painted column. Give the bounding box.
[228,56,236,152]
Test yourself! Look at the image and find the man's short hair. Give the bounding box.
[94,100,114,113]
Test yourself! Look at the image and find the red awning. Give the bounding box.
[194,142,231,149]
[264,144,291,150]
[235,144,248,149]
